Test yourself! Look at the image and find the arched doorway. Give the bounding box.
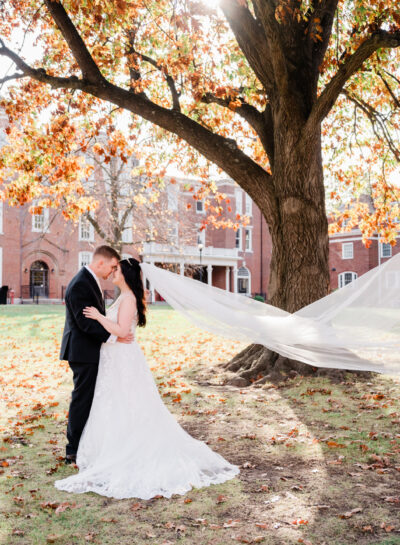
[30,261,49,298]
[237,266,251,296]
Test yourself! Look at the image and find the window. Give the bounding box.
[78,251,93,269]
[338,271,357,288]
[342,242,353,259]
[197,228,205,246]
[32,206,50,233]
[167,186,178,211]
[380,243,392,258]
[237,266,251,295]
[0,201,3,234]
[170,224,179,245]
[120,211,133,243]
[235,228,242,250]
[245,228,252,251]
[196,199,204,213]
[235,188,242,215]
[79,214,94,241]
[245,194,252,216]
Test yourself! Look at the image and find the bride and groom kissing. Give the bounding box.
[56,245,239,500]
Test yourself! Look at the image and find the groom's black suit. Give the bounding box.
[60,267,111,456]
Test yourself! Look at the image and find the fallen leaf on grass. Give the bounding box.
[46,535,62,543]
[183,498,192,503]
[12,529,24,536]
[255,523,269,529]
[338,507,363,519]
[130,502,145,511]
[85,533,96,542]
[381,522,395,533]
[216,494,227,503]
[100,518,117,523]
[242,461,256,469]
[326,441,345,449]
[383,496,400,503]
[223,519,240,528]
[361,525,373,533]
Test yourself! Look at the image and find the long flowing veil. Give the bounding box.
[141,254,400,375]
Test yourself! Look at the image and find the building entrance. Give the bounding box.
[30,261,49,298]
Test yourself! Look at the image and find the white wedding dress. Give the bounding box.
[55,294,239,500]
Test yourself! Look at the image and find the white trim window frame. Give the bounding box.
[79,213,95,242]
[32,206,50,233]
[235,188,243,215]
[167,185,178,211]
[197,227,205,246]
[196,199,205,214]
[342,242,354,259]
[244,194,252,216]
[244,227,253,252]
[235,227,242,251]
[78,251,93,269]
[380,242,392,258]
[237,266,251,296]
[120,210,133,244]
[338,271,357,288]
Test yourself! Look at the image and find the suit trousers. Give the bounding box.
[66,362,99,456]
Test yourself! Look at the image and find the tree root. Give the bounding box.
[222,344,372,386]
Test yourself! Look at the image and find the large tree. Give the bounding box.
[0,0,400,380]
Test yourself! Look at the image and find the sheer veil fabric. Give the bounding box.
[141,253,400,375]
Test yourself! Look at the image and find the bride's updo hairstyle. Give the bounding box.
[119,258,147,327]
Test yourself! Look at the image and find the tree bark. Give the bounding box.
[224,119,330,384]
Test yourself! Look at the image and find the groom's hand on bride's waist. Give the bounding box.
[116,333,134,343]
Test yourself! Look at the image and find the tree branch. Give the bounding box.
[0,39,86,89]
[305,30,400,136]
[43,0,104,83]
[377,70,400,109]
[342,88,400,162]
[0,35,277,224]
[0,72,24,85]
[252,0,290,99]
[132,48,181,111]
[219,0,273,94]
[201,92,274,164]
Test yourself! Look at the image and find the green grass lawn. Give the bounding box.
[1,304,400,545]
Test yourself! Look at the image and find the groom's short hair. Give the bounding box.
[93,245,121,261]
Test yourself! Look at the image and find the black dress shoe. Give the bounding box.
[65,454,77,465]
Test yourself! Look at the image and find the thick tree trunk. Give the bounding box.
[224,123,331,384]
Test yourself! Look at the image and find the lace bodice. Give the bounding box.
[106,293,138,333]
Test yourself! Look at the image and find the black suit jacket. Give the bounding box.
[60,267,111,364]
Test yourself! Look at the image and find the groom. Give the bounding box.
[60,245,133,464]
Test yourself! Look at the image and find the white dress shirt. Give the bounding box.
[85,265,117,344]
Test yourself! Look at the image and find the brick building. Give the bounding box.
[0,177,271,303]
[0,109,397,303]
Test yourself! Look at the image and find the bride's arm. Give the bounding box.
[83,296,136,338]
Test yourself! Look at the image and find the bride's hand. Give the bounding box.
[83,306,101,321]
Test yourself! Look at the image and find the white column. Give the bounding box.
[233,266,238,293]
[207,264,213,286]
[147,260,155,303]
[225,266,230,291]
[179,261,185,275]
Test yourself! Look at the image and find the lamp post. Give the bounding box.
[198,243,203,282]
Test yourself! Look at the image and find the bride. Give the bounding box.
[55,257,239,500]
